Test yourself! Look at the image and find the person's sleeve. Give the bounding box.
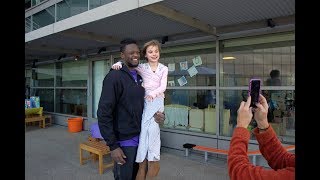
[228,127,295,180]
[97,71,120,151]
[135,64,143,74]
[149,66,168,98]
[253,126,295,170]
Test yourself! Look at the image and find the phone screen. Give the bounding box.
[249,79,261,107]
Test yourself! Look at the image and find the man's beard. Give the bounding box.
[127,62,139,67]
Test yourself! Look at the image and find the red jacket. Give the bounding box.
[228,126,295,180]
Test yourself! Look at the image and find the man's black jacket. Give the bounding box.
[97,65,145,150]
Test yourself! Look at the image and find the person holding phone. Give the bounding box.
[227,94,295,180]
[249,79,261,107]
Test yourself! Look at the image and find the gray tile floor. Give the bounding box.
[25,125,229,180]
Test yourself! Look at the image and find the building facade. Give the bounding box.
[25,0,295,166]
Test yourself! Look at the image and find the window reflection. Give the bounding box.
[221,90,295,143]
[23,32,295,143]
[31,64,54,87]
[56,61,88,87]
[90,0,115,10]
[25,17,32,33]
[220,90,241,136]
[32,5,55,30]
[55,61,88,116]
[262,90,295,142]
[220,44,295,86]
[161,53,216,86]
[29,88,54,112]
[31,0,46,7]
[92,60,111,118]
[57,0,88,21]
[56,89,87,116]
[164,89,217,134]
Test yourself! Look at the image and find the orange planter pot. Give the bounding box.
[68,117,83,133]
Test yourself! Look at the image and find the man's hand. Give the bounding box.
[110,147,126,165]
[154,111,165,124]
[237,96,253,129]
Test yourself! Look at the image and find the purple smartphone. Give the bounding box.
[249,79,261,107]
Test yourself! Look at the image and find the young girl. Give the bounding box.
[112,39,168,179]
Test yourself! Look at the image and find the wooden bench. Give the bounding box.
[25,115,52,131]
[79,137,114,174]
[25,115,46,130]
[43,114,52,126]
[184,144,295,165]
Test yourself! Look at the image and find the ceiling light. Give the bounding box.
[222,56,236,60]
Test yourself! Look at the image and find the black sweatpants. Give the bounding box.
[113,146,139,180]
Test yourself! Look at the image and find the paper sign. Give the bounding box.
[177,76,187,86]
[187,66,198,77]
[180,61,188,71]
[168,63,175,72]
[193,56,202,66]
[168,80,175,87]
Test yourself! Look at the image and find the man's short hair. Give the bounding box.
[120,38,137,52]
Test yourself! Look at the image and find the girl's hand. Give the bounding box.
[145,95,153,101]
[111,62,122,70]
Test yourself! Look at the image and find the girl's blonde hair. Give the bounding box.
[141,40,161,61]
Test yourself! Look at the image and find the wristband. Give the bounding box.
[258,124,270,131]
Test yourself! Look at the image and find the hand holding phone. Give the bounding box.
[249,79,261,108]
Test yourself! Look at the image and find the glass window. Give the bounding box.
[262,90,295,143]
[89,0,115,10]
[54,60,88,116]
[92,60,111,118]
[25,68,32,98]
[159,43,218,134]
[25,69,32,86]
[56,61,88,87]
[161,53,216,87]
[57,0,88,22]
[25,17,32,33]
[31,0,40,7]
[220,33,295,87]
[25,1,31,10]
[164,89,217,134]
[30,89,54,112]
[219,90,242,137]
[32,5,55,30]
[55,89,87,116]
[31,64,55,87]
[31,0,46,6]
[220,90,295,143]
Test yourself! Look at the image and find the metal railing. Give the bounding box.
[25,18,41,33]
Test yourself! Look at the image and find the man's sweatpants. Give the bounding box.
[113,146,139,180]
